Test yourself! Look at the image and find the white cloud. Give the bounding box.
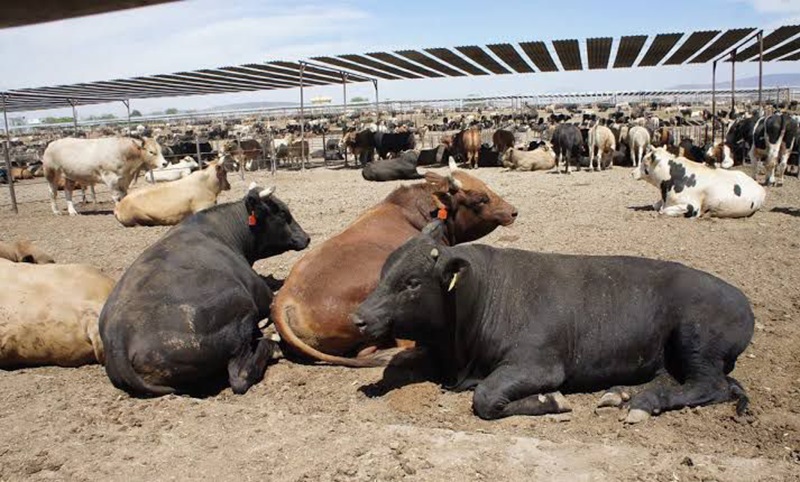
[737,0,800,13]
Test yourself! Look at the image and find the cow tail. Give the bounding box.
[272,301,387,368]
[104,347,176,397]
[727,376,749,416]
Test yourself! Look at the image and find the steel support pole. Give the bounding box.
[237,135,244,181]
[70,100,78,134]
[758,31,764,113]
[299,63,306,170]
[342,72,348,167]
[373,79,379,122]
[711,60,717,144]
[122,99,131,135]
[2,94,18,214]
[731,49,736,116]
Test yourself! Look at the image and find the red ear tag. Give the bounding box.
[437,208,448,220]
[248,212,257,226]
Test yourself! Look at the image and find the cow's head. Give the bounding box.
[425,159,517,242]
[16,241,55,264]
[133,137,168,169]
[632,146,670,185]
[352,221,465,343]
[244,183,310,258]
[208,161,231,192]
[707,142,734,169]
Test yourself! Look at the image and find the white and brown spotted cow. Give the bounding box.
[631,147,765,218]
[0,260,115,367]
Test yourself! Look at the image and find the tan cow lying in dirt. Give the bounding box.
[0,259,115,367]
[0,240,55,264]
[499,144,556,171]
[114,161,231,227]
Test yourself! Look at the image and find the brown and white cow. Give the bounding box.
[114,161,231,227]
[0,240,55,264]
[588,124,616,170]
[43,137,167,215]
[0,259,115,367]
[271,160,518,366]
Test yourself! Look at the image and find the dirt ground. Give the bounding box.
[1,163,799,481]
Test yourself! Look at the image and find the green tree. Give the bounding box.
[165,108,179,115]
[130,109,142,117]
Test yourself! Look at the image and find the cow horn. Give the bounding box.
[447,173,463,191]
[259,186,275,198]
[248,181,259,191]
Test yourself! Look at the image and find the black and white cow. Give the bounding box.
[353,222,754,422]
[100,183,310,397]
[751,113,798,186]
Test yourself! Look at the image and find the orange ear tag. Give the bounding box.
[437,208,448,220]
[248,212,257,226]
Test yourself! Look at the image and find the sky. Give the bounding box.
[1,0,800,119]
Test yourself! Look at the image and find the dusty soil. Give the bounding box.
[1,164,799,481]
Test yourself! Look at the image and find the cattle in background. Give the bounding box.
[362,150,424,182]
[342,129,416,165]
[500,144,556,171]
[0,240,55,264]
[588,125,616,171]
[651,127,675,148]
[552,123,583,173]
[492,129,515,153]
[444,128,481,168]
[477,144,502,167]
[632,147,765,218]
[167,140,215,163]
[353,221,753,422]
[224,139,263,171]
[146,156,199,183]
[627,126,650,168]
[416,145,449,167]
[0,259,115,367]
[271,162,517,367]
[375,131,416,159]
[43,137,167,216]
[114,161,231,227]
[101,184,310,396]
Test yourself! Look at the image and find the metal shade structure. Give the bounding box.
[2,0,178,29]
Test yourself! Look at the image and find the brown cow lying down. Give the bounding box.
[272,160,518,366]
[0,240,55,264]
[0,259,115,367]
[114,161,231,227]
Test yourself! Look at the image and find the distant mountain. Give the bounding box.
[206,101,297,112]
[670,74,800,90]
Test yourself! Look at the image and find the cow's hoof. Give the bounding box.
[624,408,651,424]
[550,391,572,413]
[597,391,627,408]
[68,211,79,216]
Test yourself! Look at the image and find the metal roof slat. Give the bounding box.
[664,30,719,64]
[455,46,511,74]
[364,52,444,78]
[587,37,612,69]
[394,50,465,76]
[424,48,489,75]
[763,36,800,61]
[249,63,350,84]
[690,27,755,63]
[339,54,422,79]
[519,41,559,72]
[552,39,582,70]
[311,56,400,79]
[486,43,534,73]
[614,35,647,68]
[208,67,320,87]
[735,25,800,61]
[638,33,683,66]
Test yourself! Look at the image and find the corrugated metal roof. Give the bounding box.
[425,48,489,75]
[365,52,444,78]
[553,39,583,70]
[2,0,177,29]
[486,44,534,73]
[690,28,755,63]
[311,56,400,80]
[394,50,466,76]
[638,33,683,66]
[339,54,423,79]
[664,30,719,64]
[519,41,558,72]
[734,24,800,61]
[587,37,613,70]
[614,35,647,68]
[455,46,511,74]
[763,36,800,61]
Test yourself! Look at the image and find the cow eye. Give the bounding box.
[405,278,421,290]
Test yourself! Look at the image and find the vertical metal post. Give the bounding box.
[2,94,18,214]
[237,135,244,181]
[70,100,78,134]
[758,31,764,113]
[373,79,379,123]
[122,99,131,135]
[711,60,717,144]
[299,62,306,170]
[342,72,348,167]
[731,49,736,116]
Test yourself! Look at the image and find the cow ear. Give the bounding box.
[436,256,469,292]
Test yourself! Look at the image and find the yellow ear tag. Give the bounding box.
[448,272,459,292]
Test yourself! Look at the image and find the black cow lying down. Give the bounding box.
[362,150,424,182]
[100,183,310,397]
[353,222,753,422]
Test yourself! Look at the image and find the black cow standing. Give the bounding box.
[345,130,416,166]
[100,184,310,397]
[552,123,584,173]
[354,222,753,422]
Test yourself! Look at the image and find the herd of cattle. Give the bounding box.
[1,104,797,426]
